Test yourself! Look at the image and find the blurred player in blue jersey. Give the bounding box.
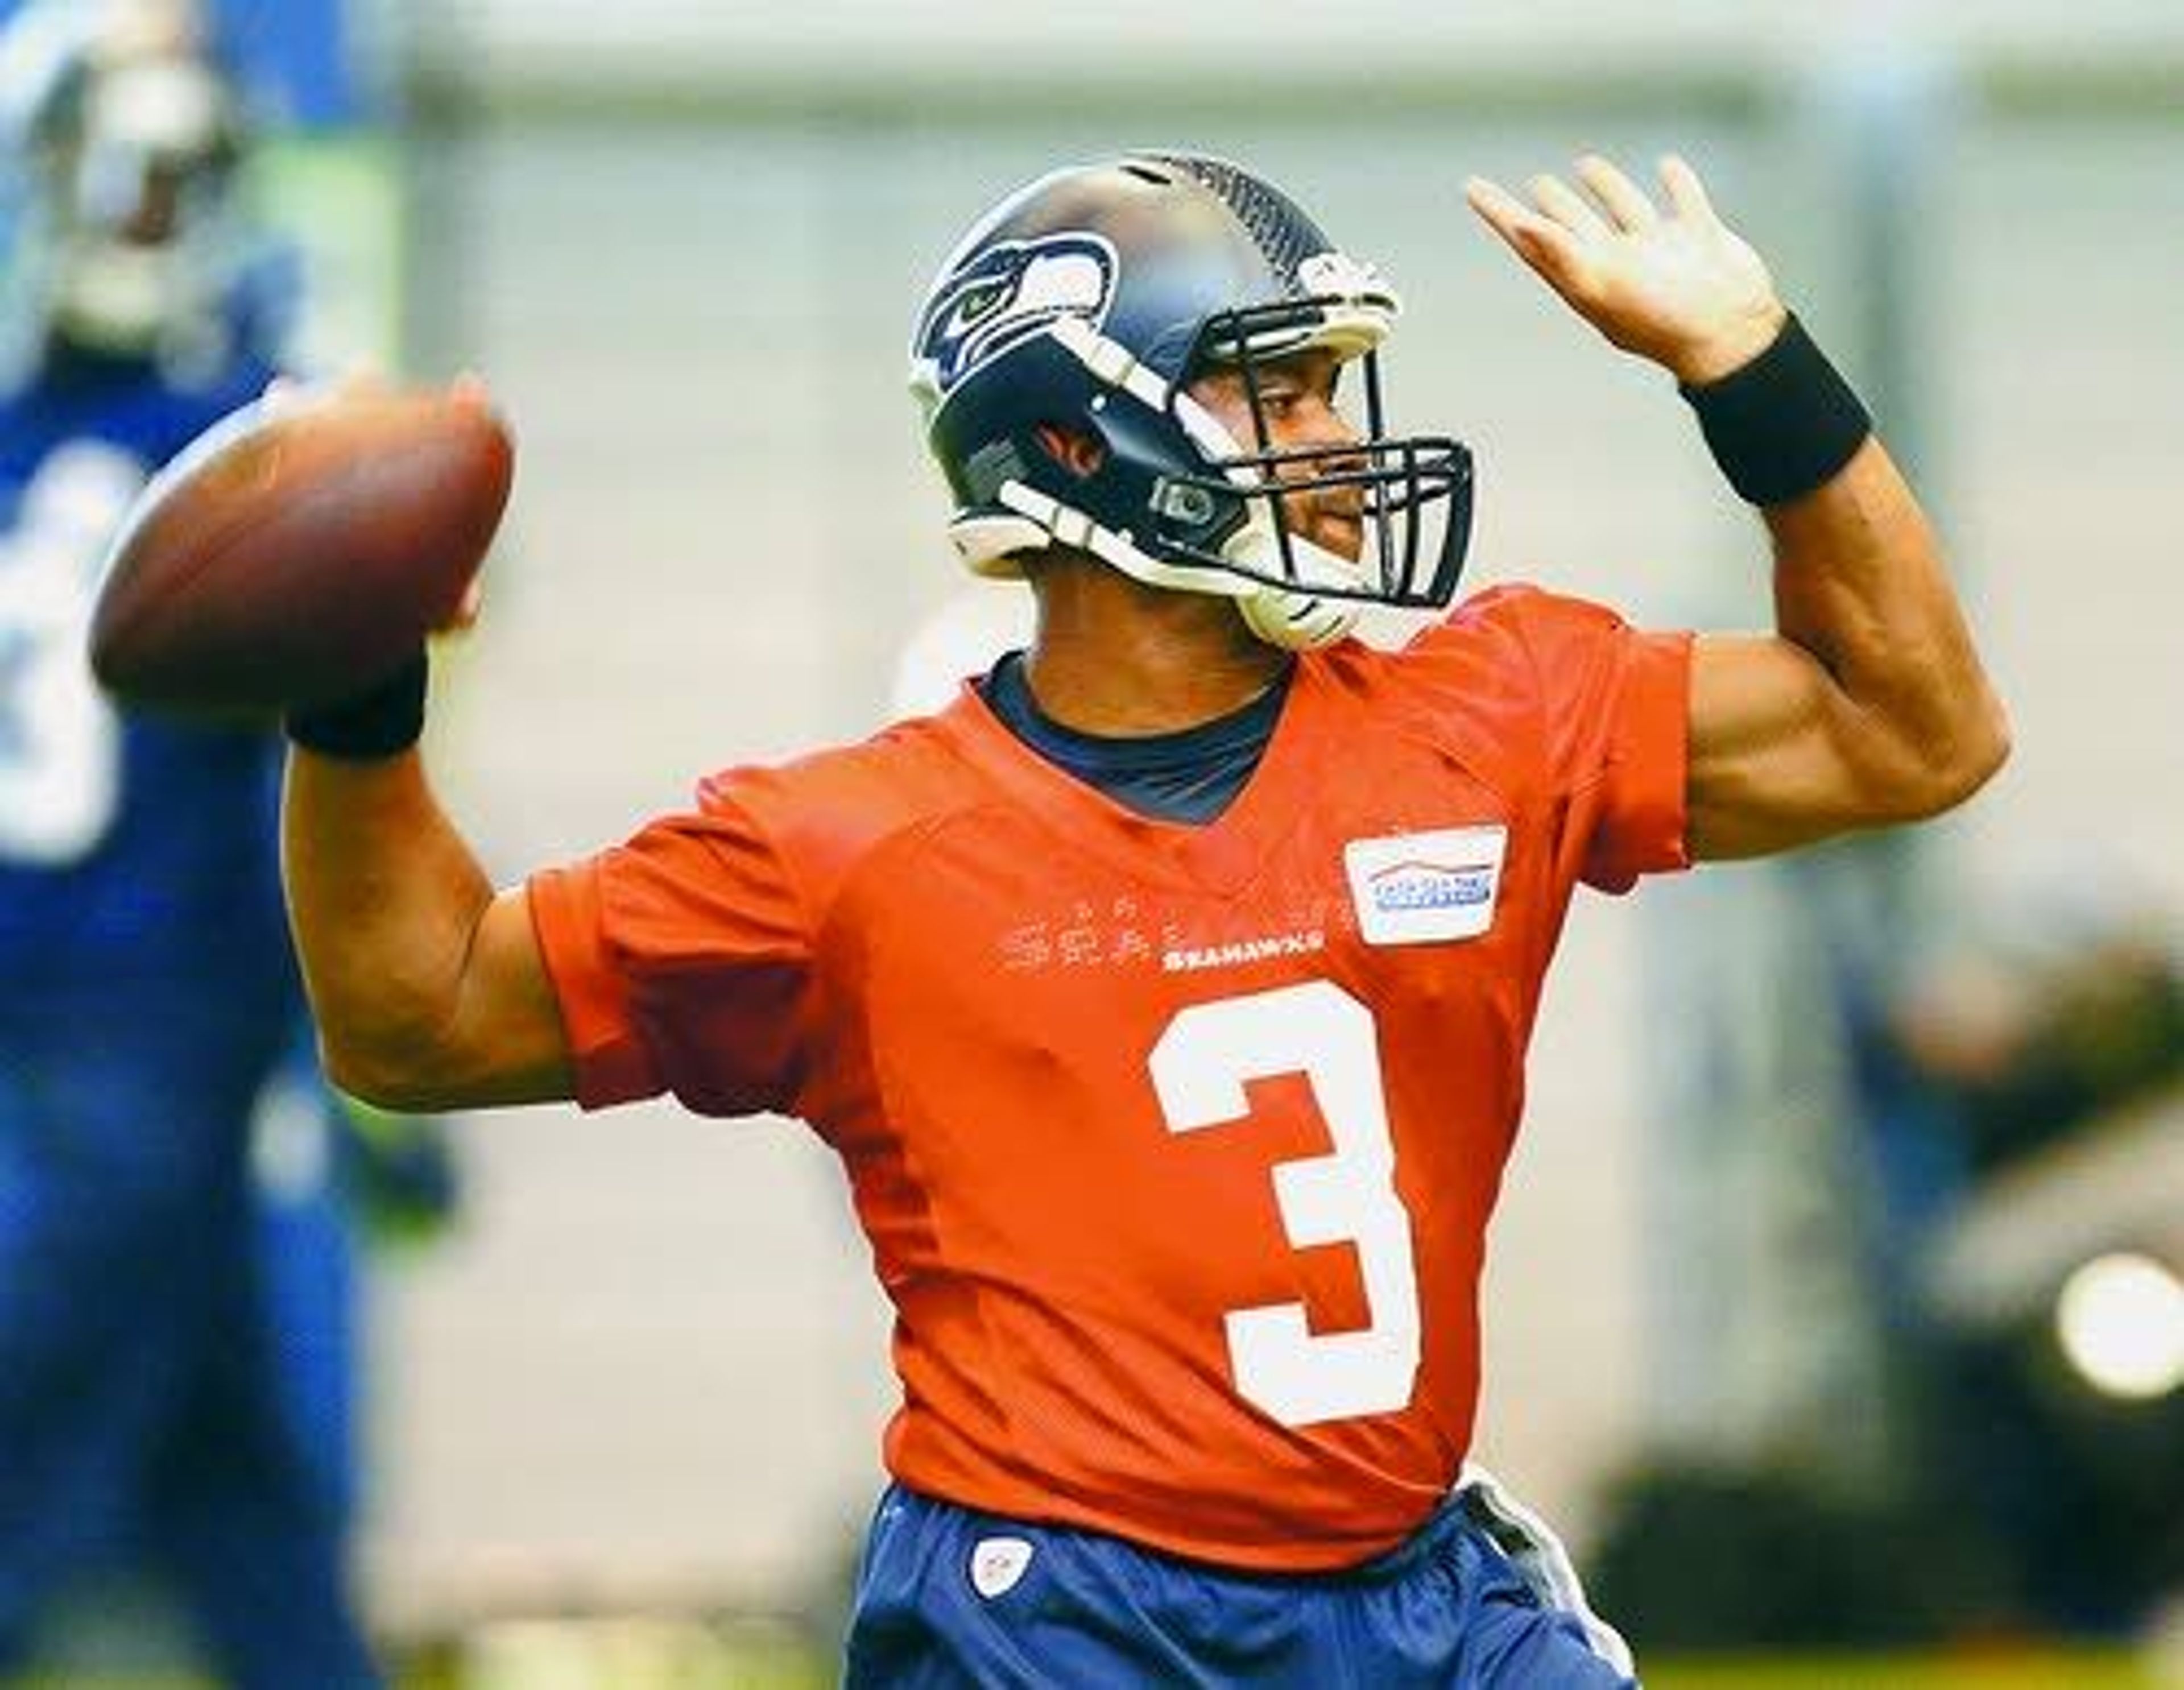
[0,1,380,1683]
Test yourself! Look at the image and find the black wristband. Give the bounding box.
[286,649,429,760]
[1680,313,1872,506]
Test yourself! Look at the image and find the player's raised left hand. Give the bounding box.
[1465,154,1786,386]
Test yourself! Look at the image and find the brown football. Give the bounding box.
[88,382,514,716]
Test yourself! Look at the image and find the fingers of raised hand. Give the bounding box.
[1496,154,1719,244]
[1657,154,1719,227]
[1463,175,1585,276]
[1525,172,1614,240]
[1573,154,1661,232]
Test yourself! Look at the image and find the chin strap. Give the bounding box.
[973,480,1362,652]
[1235,583,1359,650]
[1218,502,1367,651]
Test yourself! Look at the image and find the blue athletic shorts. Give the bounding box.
[844,1482,1639,1688]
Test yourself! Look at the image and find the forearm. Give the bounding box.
[1764,434,2010,809]
[1467,154,2009,853]
[282,745,497,1099]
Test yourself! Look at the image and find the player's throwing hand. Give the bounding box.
[1466,154,1785,386]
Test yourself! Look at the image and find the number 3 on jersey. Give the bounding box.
[1149,979,1422,1427]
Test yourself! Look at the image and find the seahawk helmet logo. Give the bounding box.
[913,231,1117,399]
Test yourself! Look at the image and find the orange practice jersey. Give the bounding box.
[528,585,1692,1572]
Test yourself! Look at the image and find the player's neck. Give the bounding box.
[1020,562,1290,736]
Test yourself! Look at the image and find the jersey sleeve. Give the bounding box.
[1430,585,1693,894]
[526,791,814,1116]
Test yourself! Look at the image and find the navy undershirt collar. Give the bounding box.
[979,650,1292,825]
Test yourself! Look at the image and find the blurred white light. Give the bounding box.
[2054,1253,2184,1401]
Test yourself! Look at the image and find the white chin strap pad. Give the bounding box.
[1237,585,1359,650]
[1223,520,1366,650]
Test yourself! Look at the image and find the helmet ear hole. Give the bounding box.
[1032,421,1106,480]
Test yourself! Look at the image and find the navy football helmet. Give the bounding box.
[0,0,245,371]
[910,153,1473,649]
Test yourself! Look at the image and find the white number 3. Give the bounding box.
[1149,980,1421,1427]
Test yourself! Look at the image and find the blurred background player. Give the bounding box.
[0,1,382,1683]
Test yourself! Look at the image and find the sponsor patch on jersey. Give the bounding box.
[969,1535,1035,1599]
[1343,825,1507,946]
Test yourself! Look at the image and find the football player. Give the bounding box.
[0,2,379,1684]
[282,148,2008,1684]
